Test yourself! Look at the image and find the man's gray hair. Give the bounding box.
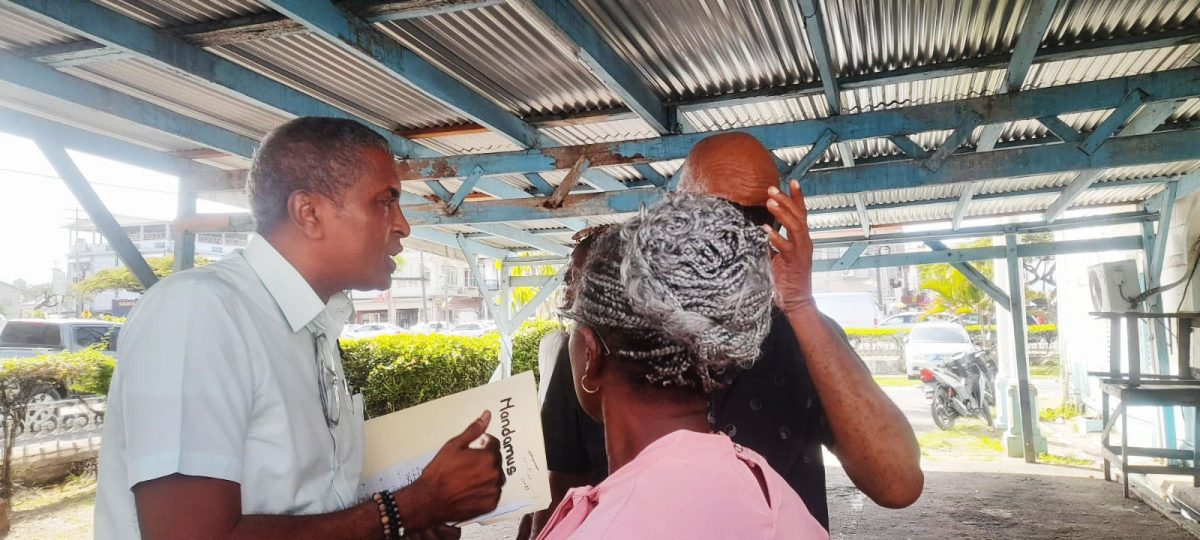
[569,193,774,394]
[248,117,390,234]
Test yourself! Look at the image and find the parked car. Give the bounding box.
[813,292,881,328]
[342,323,402,339]
[0,318,121,401]
[903,322,976,378]
[447,321,498,338]
[879,312,922,328]
[407,321,453,334]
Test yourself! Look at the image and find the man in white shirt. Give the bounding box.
[95,117,504,539]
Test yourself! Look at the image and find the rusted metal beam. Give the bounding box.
[543,156,589,209]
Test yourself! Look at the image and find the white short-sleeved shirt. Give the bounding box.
[94,237,364,539]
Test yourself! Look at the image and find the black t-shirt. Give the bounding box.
[539,311,839,530]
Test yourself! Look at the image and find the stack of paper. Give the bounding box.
[358,371,552,525]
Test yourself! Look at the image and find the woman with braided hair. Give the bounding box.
[536,193,827,539]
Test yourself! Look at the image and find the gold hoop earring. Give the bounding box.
[581,374,599,394]
[581,361,600,394]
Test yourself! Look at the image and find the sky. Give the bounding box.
[0,131,242,286]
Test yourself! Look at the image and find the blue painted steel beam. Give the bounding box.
[785,129,836,182]
[511,266,567,324]
[1036,115,1083,143]
[798,0,841,115]
[397,67,1200,180]
[0,107,222,179]
[853,194,870,238]
[952,182,978,231]
[4,0,432,159]
[923,113,980,171]
[925,240,1010,306]
[831,242,868,271]
[36,141,159,289]
[811,236,1142,272]
[0,51,259,159]
[174,189,197,272]
[398,126,1199,226]
[1079,90,1148,155]
[523,173,556,196]
[1044,93,1174,222]
[887,135,929,159]
[446,166,484,213]
[262,0,544,149]
[510,0,672,134]
[977,0,1059,152]
[813,211,1155,247]
[633,164,667,188]
[798,128,1200,198]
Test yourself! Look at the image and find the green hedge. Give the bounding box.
[340,320,565,417]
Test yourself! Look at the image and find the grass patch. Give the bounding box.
[873,375,920,388]
[917,423,1003,461]
[1038,453,1093,467]
[1029,363,1060,378]
[1039,403,1080,423]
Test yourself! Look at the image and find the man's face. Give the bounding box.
[321,146,410,291]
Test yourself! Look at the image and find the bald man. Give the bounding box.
[677,133,923,514]
[527,133,921,537]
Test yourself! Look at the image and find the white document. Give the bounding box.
[357,371,552,525]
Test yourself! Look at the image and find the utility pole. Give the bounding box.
[419,251,428,324]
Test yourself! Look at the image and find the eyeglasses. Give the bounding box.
[312,332,344,428]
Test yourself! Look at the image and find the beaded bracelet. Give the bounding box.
[371,490,405,540]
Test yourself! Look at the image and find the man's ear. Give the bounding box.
[286,190,323,239]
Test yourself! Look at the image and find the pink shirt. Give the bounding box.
[537,430,828,539]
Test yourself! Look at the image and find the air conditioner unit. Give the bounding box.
[1087,260,1140,313]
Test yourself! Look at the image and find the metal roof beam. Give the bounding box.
[927,241,1010,306]
[263,0,543,149]
[951,182,979,231]
[797,0,855,167]
[0,107,223,179]
[397,127,1200,226]
[1043,97,1184,222]
[509,0,673,135]
[813,211,1155,247]
[977,0,1059,152]
[469,223,572,256]
[814,236,1142,272]
[396,66,1200,180]
[3,0,432,159]
[0,51,259,159]
[852,194,870,238]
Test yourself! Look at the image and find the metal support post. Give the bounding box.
[174,187,197,272]
[1006,232,1037,462]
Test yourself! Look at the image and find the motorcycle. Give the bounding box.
[921,350,997,430]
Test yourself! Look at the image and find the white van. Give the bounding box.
[813,292,881,329]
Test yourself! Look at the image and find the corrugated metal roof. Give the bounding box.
[212,33,467,129]
[60,58,288,138]
[824,0,1027,78]
[577,0,818,101]
[1046,0,1200,44]
[413,131,523,156]
[0,3,83,49]
[92,0,270,28]
[541,117,659,145]
[376,4,621,117]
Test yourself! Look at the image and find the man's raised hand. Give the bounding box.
[763,180,817,314]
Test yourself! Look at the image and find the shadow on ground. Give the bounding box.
[828,467,1194,540]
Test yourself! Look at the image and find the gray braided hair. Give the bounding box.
[569,194,774,394]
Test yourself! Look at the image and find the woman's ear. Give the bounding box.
[578,325,607,378]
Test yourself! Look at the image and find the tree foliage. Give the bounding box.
[73,256,209,296]
[918,238,996,323]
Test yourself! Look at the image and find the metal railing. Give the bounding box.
[9,396,105,443]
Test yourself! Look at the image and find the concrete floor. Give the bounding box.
[463,384,1196,539]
